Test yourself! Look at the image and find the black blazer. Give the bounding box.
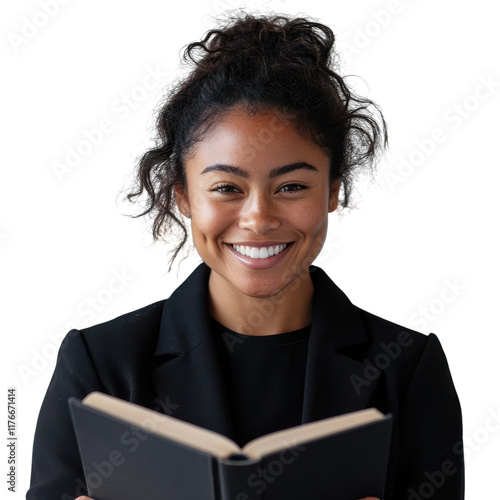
[27,263,464,500]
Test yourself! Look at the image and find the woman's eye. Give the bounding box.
[212,184,239,194]
[280,184,307,192]
[210,183,308,195]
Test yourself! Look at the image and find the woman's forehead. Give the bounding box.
[185,107,330,172]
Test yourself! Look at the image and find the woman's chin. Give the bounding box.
[237,281,284,299]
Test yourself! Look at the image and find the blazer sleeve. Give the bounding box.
[26,329,105,500]
[394,333,465,499]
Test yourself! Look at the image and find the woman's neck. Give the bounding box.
[207,270,314,336]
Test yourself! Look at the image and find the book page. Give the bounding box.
[83,392,242,459]
[242,408,384,459]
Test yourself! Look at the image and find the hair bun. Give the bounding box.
[184,14,335,74]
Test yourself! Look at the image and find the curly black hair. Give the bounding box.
[125,11,388,270]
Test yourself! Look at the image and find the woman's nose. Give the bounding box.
[238,195,280,234]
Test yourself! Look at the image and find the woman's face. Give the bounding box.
[175,106,340,298]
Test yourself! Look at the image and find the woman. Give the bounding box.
[26,12,464,500]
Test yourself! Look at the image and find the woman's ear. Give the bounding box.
[328,179,341,213]
[174,182,190,218]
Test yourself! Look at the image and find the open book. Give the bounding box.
[69,391,393,500]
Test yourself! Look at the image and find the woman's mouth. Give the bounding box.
[231,243,290,259]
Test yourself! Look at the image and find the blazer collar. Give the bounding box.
[155,262,213,355]
[152,262,381,440]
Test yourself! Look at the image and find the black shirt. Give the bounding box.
[210,317,310,448]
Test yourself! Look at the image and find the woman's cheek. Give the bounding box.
[289,199,328,235]
[191,199,234,243]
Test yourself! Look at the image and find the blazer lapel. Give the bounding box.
[302,266,382,423]
[151,262,382,441]
[152,263,236,440]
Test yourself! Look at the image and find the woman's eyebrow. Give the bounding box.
[200,161,319,178]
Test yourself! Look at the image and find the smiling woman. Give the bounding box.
[174,106,340,333]
[27,10,464,500]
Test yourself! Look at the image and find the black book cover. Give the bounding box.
[68,396,392,500]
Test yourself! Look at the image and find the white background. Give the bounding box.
[2,0,499,498]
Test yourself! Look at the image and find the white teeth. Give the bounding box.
[232,243,288,259]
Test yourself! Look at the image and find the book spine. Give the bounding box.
[216,458,262,500]
[211,456,223,500]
